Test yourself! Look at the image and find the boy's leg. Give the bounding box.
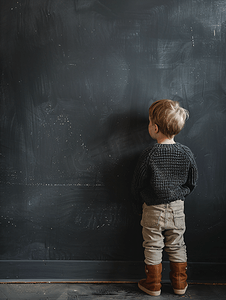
[164,228,188,294]
[164,199,187,262]
[164,228,187,263]
[142,225,165,265]
[141,203,165,265]
[164,200,188,295]
[139,203,165,296]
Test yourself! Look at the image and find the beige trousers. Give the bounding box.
[141,200,187,265]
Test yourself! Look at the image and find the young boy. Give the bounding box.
[132,99,198,296]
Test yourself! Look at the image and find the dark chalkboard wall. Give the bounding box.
[0,0,226,282]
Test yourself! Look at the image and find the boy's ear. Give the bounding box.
[154,124,159,133]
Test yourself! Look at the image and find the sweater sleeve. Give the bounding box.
[131,148,151,214]
[183,150,198,195]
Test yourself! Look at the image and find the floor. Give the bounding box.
[0,283,226,300]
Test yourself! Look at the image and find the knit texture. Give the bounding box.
[131,143,198,214]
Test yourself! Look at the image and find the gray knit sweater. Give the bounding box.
[131,143,198,214]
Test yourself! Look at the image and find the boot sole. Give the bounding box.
[173,284,188,295]
[138,282,161,296]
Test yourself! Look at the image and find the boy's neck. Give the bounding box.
[156,133,175,144]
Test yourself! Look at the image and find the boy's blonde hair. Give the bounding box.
[149,99,189,138]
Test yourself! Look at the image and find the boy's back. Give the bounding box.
[132,142,198,211]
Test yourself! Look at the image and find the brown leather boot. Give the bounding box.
[138,264,162,296]
[170,262,188,295]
